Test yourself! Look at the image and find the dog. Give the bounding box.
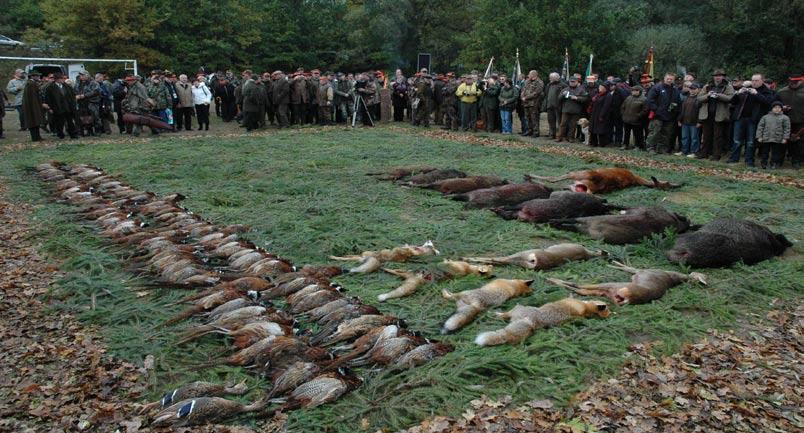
[576,118,590,145]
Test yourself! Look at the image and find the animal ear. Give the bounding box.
[524,279,535,287]
[596,303,608,311]
[650,176,660,185]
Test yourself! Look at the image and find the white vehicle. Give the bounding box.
[0,34,24,48]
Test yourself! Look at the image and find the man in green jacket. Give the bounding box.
[520,70,544,136]
[498,76,519,134]
[241,70,261,132]
[556,76,589,142]
[412,74,433,127]
[481,75,500,132]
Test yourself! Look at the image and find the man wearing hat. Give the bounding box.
[391,73,409,122]
[122,74,150,136]
[695,69,735,160]
[271,71,291,128]
[520,71,544,136]
[290,69,308,125]
[555,75,589,142]
[481,74,501,132]
[44,73,78,139]
[777,74,803,168]
[412,73,433,127]
[440,73,459,130]
[240,70,261,132]
[21,71,46,141]
[75,70,102,134]
[333,72,353,124]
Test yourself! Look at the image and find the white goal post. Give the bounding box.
[0,56,138,77]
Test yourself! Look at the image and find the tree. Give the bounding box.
[625,25,711,80]
[40,0,164,68]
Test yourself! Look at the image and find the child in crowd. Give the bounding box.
[756,101,791,169]
[677,83,701,157]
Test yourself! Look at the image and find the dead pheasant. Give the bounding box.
[140,380,247,413]
[151,396,266,427]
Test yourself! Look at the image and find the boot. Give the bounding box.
[30,127,42,142]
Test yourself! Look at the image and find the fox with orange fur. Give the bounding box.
[441,279,534,334]
[526,167,681,194]
[474,298,610,346]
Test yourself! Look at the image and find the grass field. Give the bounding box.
[1,125,801,432]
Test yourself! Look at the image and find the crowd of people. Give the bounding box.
[3,65,801,169]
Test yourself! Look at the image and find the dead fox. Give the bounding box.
[440,260,494,277]
[330,240,439,273]
[526,167,681,194]
[441,279,534,334]
[475,298,610,346]
[463,243,603,270]
[547,261,707,305]
[377,269,428,302]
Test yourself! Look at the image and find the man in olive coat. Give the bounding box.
[241,70,261,132]
[520,70,544,136]
[271,71,291,128]
[696,69,735,160]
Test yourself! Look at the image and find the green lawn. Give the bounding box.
[1,126,801,432]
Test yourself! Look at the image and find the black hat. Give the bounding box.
[771,101,783,108]
[28,71,41,77]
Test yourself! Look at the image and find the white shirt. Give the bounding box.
[192,83,212,105]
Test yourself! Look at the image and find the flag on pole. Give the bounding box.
[643,46,655,79]
[561,48,570,80]
[585,53,594,78]
[484,56,495,79]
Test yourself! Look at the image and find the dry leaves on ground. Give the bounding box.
[399,304,803,433]
[0,182,266,433]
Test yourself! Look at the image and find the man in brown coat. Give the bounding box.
[520,70,544,136]
[174,74,195,130]
[290,70,308,126]
[21,72,46,141]
[696,69,735,160]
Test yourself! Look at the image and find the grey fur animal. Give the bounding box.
[450,182,553,208]
[548,206,690,244]
[666,218,792,268]
[492,191,617,222]
[404,169,467,185]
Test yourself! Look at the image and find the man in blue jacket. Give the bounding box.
[645,72,682,154]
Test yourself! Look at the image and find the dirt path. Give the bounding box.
[391,126,804,189]
[399,303,804,433]
[0,182,149,432]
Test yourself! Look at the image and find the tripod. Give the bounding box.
[351,92,375,127]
